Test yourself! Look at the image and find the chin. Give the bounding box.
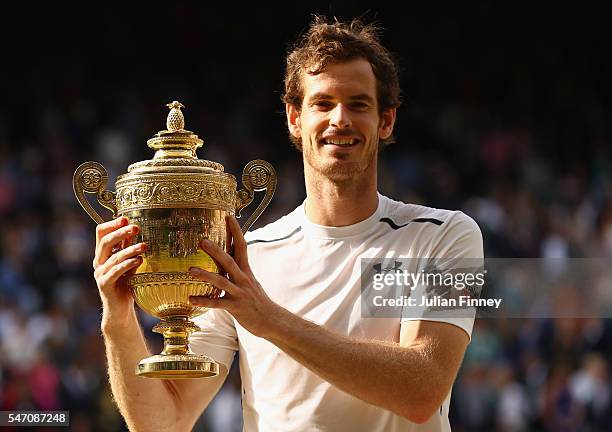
[317,161,366,181]
[305,150,376,182]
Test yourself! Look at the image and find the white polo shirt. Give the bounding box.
[192,193,484,432]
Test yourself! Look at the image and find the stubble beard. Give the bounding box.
[303,140,378,184]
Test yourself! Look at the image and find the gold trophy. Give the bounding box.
[73,101,276,379]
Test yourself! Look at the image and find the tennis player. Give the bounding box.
[93,16,483,431]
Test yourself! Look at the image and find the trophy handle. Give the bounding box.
[236,159,277,234]
[73,161,118,224]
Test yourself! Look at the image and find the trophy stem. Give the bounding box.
[155,316,197,356]
[136,316,220,379]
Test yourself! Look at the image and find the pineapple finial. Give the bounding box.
[166,101,185,132]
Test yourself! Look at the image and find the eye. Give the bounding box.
[313,100,334,110]
[350,102,369,110]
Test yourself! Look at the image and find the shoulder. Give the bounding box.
[380,195,483,256]
[381,195,478,230]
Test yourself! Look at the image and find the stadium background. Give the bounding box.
[1,3,611,431]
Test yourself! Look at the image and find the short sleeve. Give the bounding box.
[401,211,484,340]
[191,309,239,372]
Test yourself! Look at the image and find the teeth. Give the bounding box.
[323,138,356,146]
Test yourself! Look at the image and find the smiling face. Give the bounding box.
[287,58,396,183]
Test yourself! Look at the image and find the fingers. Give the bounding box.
[96,217,128,244]
[188,266,238,294]
[99,256,143,289]
[94,224,141,269]
[188,295,231,310]
[96,242,147,278]
[198,239,250,285]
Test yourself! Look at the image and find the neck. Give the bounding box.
[303,162,379,227]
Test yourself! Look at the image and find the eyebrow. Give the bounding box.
[308,92,375,104]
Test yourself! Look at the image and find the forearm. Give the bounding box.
[264,307,451,423]
[102,308,181,432]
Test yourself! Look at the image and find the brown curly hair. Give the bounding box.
[283,15,401,149]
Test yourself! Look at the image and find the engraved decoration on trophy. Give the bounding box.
[73,101,277,379]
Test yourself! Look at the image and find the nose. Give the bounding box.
[329,104,352,128]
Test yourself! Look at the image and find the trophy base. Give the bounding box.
[136,354,220,379]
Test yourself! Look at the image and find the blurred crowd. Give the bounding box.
[1,3,612,431]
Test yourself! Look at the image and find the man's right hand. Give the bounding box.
[93,216,147,328]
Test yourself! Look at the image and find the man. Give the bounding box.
[93,16,483,431]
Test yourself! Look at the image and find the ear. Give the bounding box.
[378,107,397,140]
[286,103,301,139]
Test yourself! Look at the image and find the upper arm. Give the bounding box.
[167,364,230,431]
